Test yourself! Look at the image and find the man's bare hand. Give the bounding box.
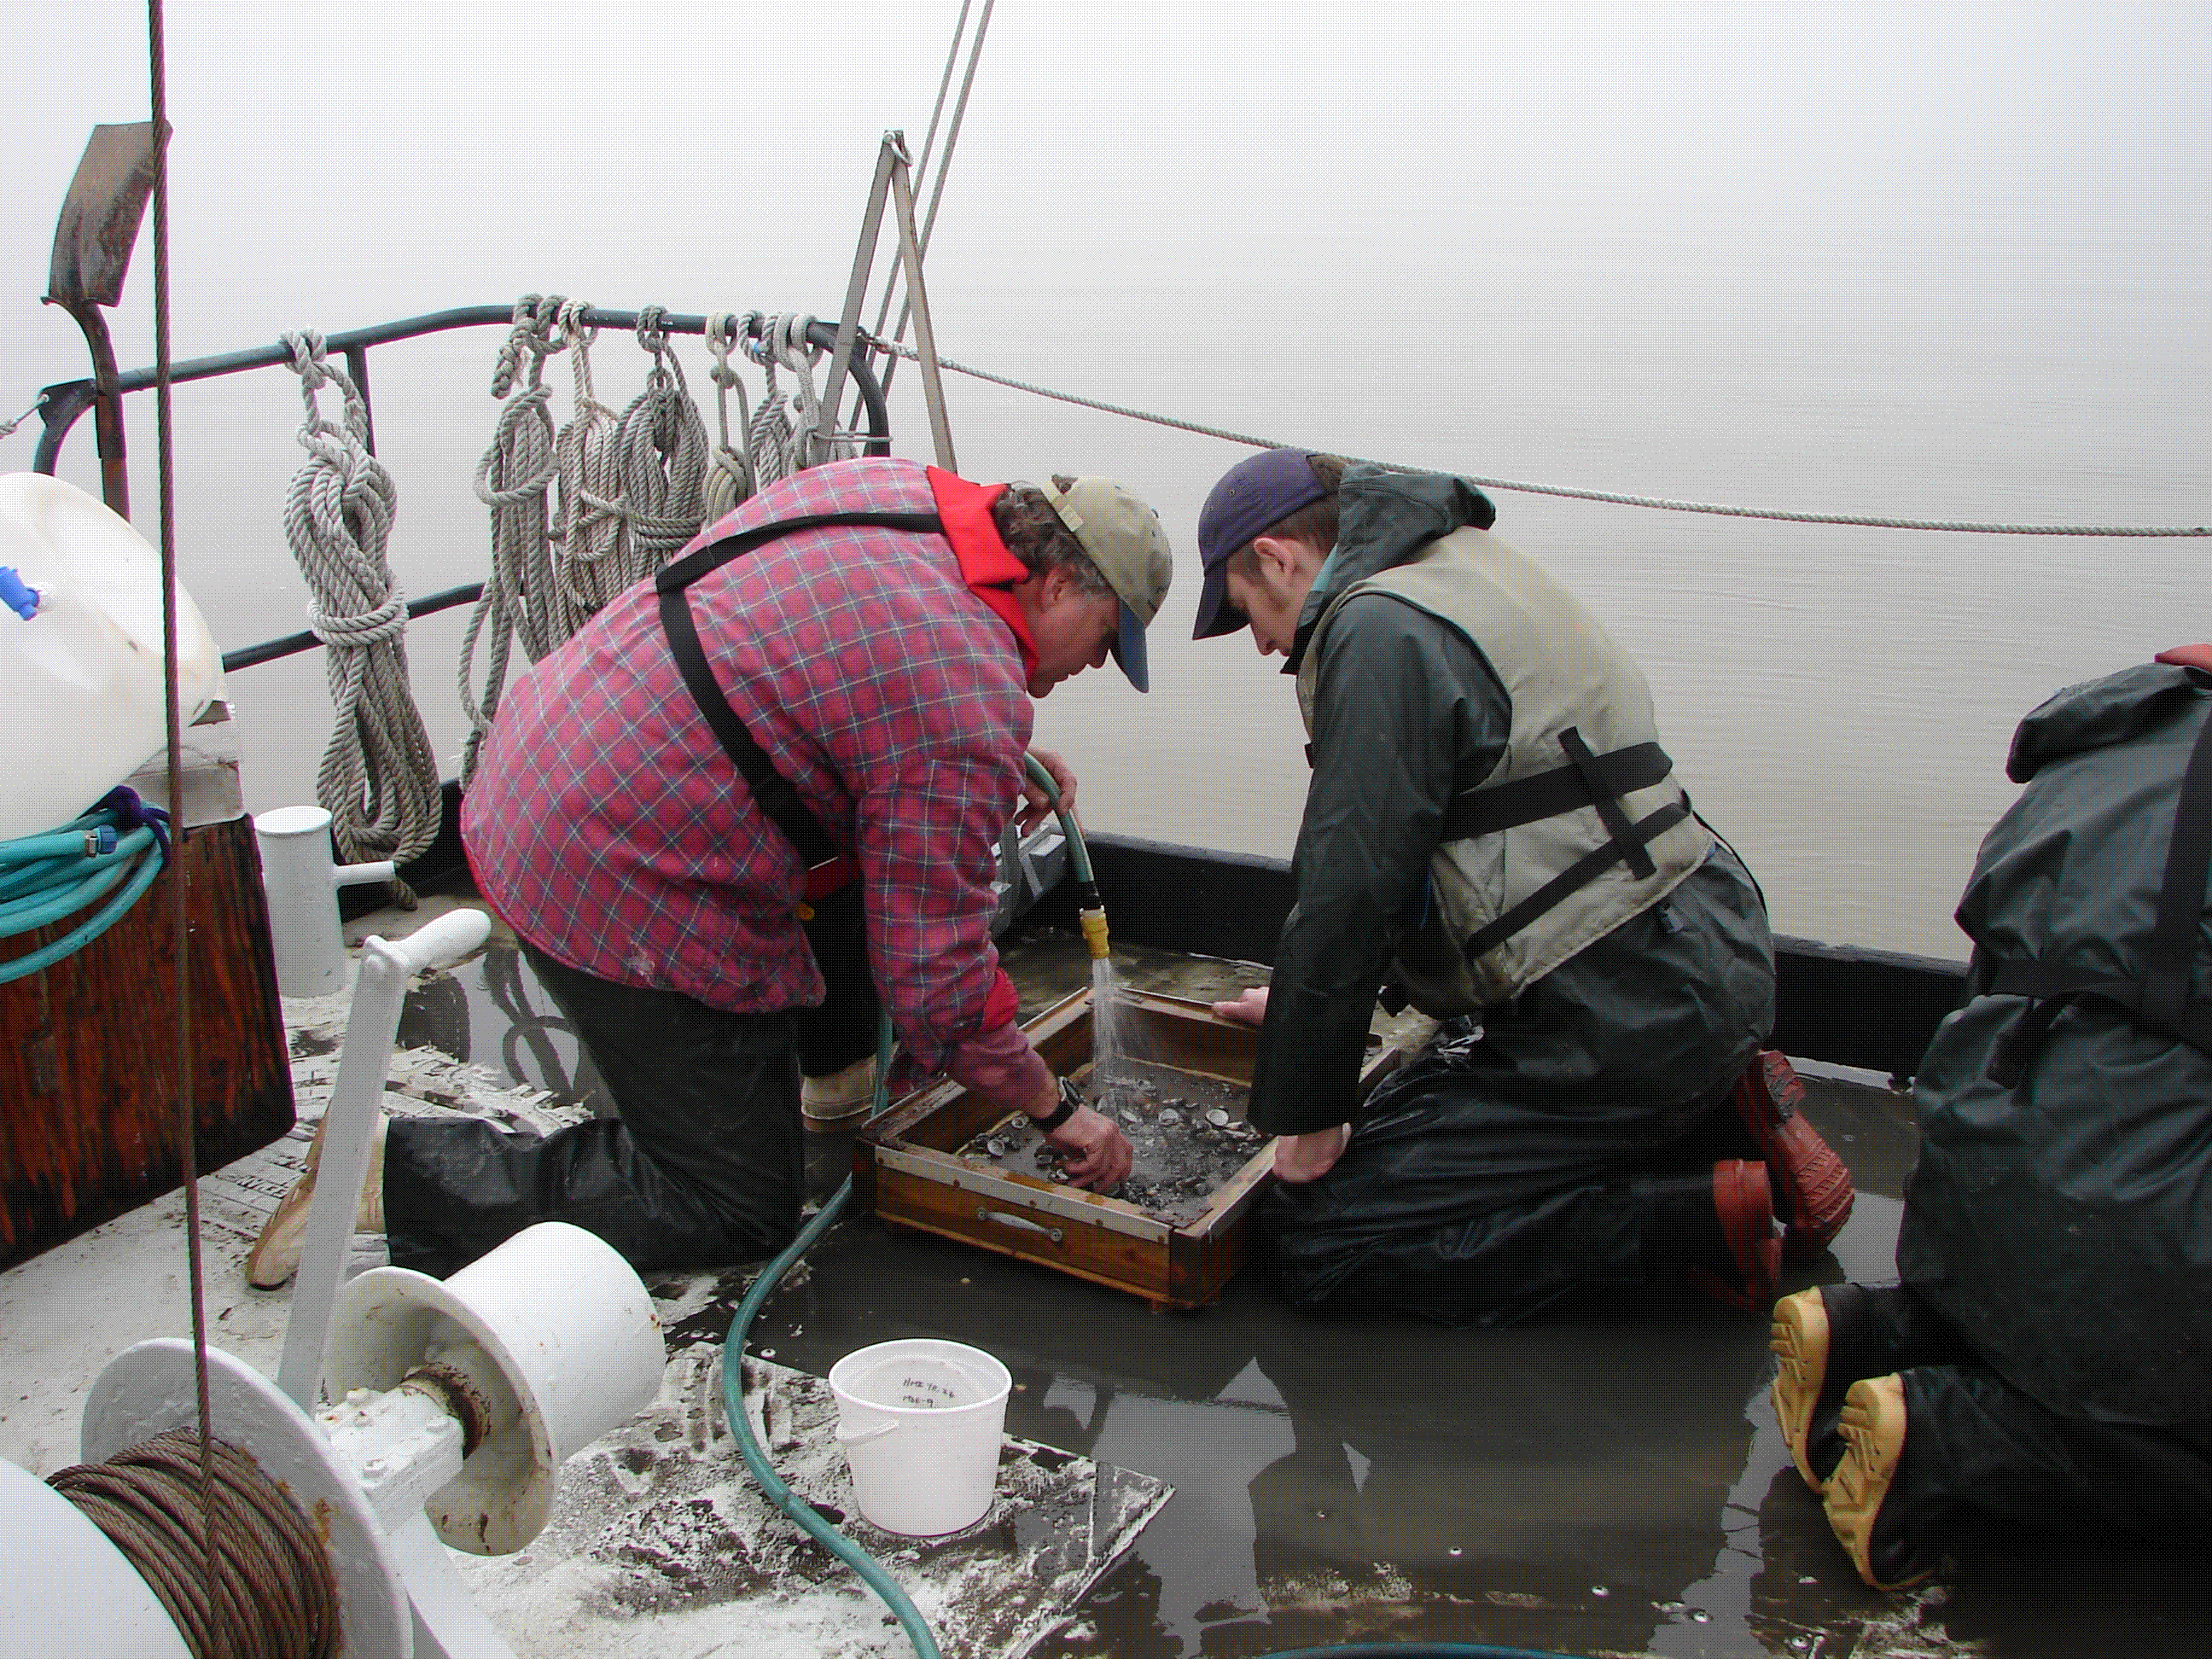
[1210,986,1269,1027]
[1272,1124,1351,1184]
[1017,748,1080,835]
[1045,1104,1132,1190]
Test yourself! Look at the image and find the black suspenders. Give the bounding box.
[653,510,943,883]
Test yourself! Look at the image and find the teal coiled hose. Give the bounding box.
[0,793,172,985]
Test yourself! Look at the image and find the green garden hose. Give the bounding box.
[1022,751,1109,960]
[718,1009,944,1659]
[0,793,171,985]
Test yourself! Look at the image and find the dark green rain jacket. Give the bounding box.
[1245,466,1773,1137]
[1899,661,2212,1429]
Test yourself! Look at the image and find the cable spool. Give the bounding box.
[44,1430,338,1659]
[79,1340,415,1658]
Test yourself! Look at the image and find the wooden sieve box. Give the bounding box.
[853,987,1404,1310]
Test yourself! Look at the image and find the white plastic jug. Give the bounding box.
[828,1338,1011,1537]
[0,472,223,842]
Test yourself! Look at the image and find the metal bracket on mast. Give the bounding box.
[818,131,958,472]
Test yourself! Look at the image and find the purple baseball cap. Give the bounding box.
[1191,448,1330,639]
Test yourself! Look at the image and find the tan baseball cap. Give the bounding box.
[1037,476,1173,692]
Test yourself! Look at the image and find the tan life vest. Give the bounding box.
[1295,526,1712,1015]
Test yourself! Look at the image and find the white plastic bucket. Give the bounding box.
[827,1338,1011,1536]
[0,473,222,842]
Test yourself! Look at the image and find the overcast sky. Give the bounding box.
[5,1,2207,391]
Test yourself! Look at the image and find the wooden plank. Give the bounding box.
[1167,1218,1247,1307]
[1,814,293,1268]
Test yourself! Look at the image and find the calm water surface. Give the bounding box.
[6,5,2206,961]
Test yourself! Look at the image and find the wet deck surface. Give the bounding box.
[355,909,2212,1655]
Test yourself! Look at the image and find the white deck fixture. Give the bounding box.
[254,803,400,996]
[2,908,666,1658]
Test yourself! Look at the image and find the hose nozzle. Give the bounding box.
[1078,905,1110,961]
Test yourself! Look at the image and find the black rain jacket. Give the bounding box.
[1898,661,2212,1428]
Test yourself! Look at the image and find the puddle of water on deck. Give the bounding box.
[400,930,2212,1659]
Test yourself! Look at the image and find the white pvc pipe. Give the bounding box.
[276,909,492,1411]
[254,804,399,996]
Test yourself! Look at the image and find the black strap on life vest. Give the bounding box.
[654,509,943,888]
[1458,794,1694,962]
[1441,736,1674,844]
[1441,725,1690,962]
[1983,699,2212,1086]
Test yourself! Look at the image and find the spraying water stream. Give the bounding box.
[1089,952,1127,1090]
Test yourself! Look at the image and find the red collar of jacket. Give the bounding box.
[928,466,1038,679]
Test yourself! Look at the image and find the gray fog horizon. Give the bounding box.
[3,1,2206,960]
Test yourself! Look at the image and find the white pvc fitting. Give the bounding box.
[254,804,399,995]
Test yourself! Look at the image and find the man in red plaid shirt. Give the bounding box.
[247,457,1171,1285]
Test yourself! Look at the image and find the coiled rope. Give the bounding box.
[865,336,2210,539]
[0,789,171,984]
[617,305,710,568]
[549,299,644,627]
[459,294,568,783]
[280,331,440,885]
[700,310,757,521]
[47,1428,340,1659]
[745,312,856,493]
[461,299,713,782]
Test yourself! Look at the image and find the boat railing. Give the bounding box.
[22,296,1971,1080]
[29,306,894,672]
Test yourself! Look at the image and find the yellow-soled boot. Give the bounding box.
[1770,1287,1834,1492]
[1824,1373,1934,1590]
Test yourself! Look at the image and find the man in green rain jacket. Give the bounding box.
[1193,451,1852,1324]
[1772,651,2212,1588]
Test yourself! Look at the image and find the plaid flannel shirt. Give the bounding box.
[463,458,1036,1076]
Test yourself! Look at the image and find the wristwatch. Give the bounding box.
[1033,1075,1081,1132]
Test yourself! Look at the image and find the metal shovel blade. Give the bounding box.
[46,120,168,309]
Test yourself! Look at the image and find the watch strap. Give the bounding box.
[1033,1077,1080,1132]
